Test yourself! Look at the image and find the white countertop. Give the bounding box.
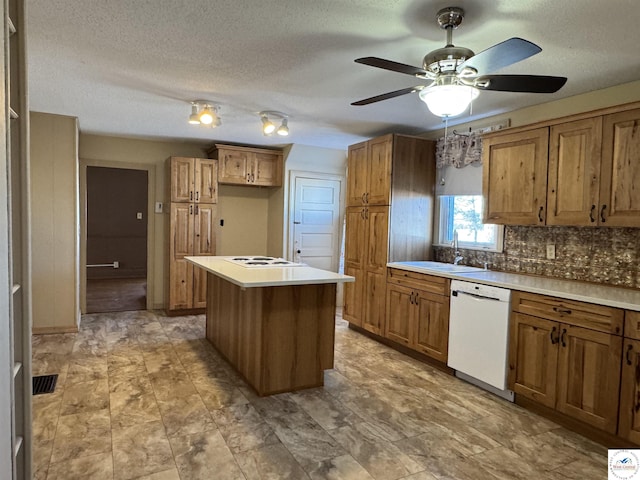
[388,261,640,311]
[187,256,355,288]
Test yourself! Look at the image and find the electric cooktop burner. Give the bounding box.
[225,256,304,268]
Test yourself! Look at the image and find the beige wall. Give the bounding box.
[30,112,80,332]
[423,79,640,139]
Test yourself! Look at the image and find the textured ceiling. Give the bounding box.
[27,0,640,150]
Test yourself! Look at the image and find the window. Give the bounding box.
[435,195,504,252]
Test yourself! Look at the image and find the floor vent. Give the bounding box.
[32,374,58,395]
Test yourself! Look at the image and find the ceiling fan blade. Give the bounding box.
[355,57,429,78]
[457,38,541,75]
[351,86,425,106]
[473,74,567,93]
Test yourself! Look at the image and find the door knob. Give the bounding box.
[297,250,301,254]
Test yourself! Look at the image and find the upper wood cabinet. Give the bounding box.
[547,117,602,226]
[346,135,392,206]
[482,128,549,225]
[209,144,283,187]
[599,109,640,226]
[483,103,640,227]
[168,157,218,203]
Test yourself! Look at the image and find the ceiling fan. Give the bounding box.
[352,6,567,117]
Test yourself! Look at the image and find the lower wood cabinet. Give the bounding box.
[619,311,640,443]
[385,269,450,363]
[508,292,623,433]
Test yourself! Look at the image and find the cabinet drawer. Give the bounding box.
[512,291,623,335]
[625,311,640,340]
[387,268,449,296]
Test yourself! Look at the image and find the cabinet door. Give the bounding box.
[482,128,549,225]
[365,205,389,274]
[252,152,282,186]
[363,271,386,336]
[193,266,208,309]
[195,159,218,203]
[414,291,449,363]
[599,109,640,227]
[509,313,558,408]
[385,284,413,346]
[343,265,364,327]
[344,207,367,269]
[556,324,622,433]
[170,157,195,202]
[218,149,250,185]
[619,338,640,443]
[346,141,368,206]
[194,204,216,256]
[547,118,602,226]
[168,203,194,309]
[367,135,392,205]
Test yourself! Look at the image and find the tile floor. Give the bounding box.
[32,309,608,480]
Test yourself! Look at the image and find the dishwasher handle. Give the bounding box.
[452,290,502,302]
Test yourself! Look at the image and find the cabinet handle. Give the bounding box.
[189,205,193,215]
[195,205,199,215]
[409,292,415,305]
[600,204,607,223]
[549,326,558,344]
[365,208,369,219]
[195,191,199,202]
[560,328,567,347]
[360,209,365,219]
[365,192,369,204]
[251,173,255,182]
[247,173,251,182]
[589,204,596,223]
[538,206,544,223]
[190,191,193,201]
[362,193,366,204]
[627,343,634,366]
[552,306,572,315]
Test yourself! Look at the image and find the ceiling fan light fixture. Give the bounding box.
[276,118,289,136]
[418,83,479,117]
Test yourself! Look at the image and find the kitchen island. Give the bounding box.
[186,256,354,396]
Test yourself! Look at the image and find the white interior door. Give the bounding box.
[292,177,341,271]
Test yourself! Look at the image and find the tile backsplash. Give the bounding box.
[433,226,640,289]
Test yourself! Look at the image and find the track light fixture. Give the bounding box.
[188,101,222,128]
[259,111,289,137]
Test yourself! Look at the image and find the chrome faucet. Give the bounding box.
[452,230,464,265]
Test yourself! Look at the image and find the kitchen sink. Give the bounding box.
[398,261,484,273]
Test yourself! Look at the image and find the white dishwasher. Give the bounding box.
[447,280,514,401]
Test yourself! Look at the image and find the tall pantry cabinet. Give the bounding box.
[165,157,217,313]
[2,0,31,478]
[343,134,435,336]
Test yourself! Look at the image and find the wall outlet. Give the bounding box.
[546,244,556,260]
[155,202,163,213]
[136,212,143,220]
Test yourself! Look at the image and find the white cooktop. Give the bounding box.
[224,256,304,268]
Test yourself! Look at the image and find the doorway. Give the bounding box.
[85,166,148,313]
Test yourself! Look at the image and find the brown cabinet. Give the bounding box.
[346,136,392,206]
[165,157,218,313]
[483,103,640,227]
[482,128,549,225]
[385,269,450,363]
[168,156,218,203]
[508,291,623,433]
[343,134,435,336]
[209,144,283,187]
[618,311,640,443]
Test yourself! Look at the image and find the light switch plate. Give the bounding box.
[155,202,163,213]
[546,244,556,260]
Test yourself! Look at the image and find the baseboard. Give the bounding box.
[347,323,454,375]
[515,395,637,448]
[166,308,206,317]
[33,325,79,335]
